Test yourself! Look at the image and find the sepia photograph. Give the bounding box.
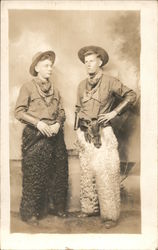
[1,1,157,249]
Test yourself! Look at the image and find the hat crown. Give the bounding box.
[84,50,100,57]
[32,52,43,63]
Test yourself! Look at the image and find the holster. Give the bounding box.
[74,112,80,130]
[79,118,102,148]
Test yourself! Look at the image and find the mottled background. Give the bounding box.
[9,10,140,162]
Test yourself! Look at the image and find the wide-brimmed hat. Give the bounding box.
[78,46,109,66]
[29,50,56,76]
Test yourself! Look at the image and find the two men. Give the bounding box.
[15,46,136,228]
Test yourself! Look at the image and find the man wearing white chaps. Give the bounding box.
[75,46,136,229]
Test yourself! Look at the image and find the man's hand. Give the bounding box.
[37,121,52,137]
[50,123,60,135]
[98,111,117,124]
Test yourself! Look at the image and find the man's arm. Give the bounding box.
[15,83,52,137]
[111,77,137,115]
[98,77,137,124]
[15,83,39,126]
[56,92,66,126]
[49,91,66,135]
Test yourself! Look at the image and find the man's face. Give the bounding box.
[35,59,53,79]
[84,53,102,75]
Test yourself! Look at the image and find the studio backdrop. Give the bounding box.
[9,10,140,164]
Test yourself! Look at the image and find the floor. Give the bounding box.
[10,158,141,234]
[11,206,141,234]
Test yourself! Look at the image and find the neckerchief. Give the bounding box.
[87,69,103,88]
[82,70,103,103]
[33,78,54,105]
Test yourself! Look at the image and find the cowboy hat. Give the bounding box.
[78,46,109,66]
[29,50,55,76]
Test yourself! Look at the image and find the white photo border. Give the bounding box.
[1,1,157,249]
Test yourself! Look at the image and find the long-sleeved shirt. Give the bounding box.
[15,79,66,126]
[76,74,136,120]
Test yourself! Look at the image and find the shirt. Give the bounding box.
[76,74,137,120]
[15,78,66,126]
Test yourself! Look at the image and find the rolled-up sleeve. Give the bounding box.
[15,83,39,126]
[111,77,137,115]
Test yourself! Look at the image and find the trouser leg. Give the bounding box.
[95,167,120,221]
[91,126,120,221]
[20,139,51,221]
[77,129,99,214]
[49,130,68,212]
[80,162,99,214]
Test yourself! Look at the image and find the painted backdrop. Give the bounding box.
[9,10,140,162]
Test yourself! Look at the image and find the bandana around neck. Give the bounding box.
[34,78,52,93]
[87,69,103,88]
[34,78,54,105]
[83,71,102,103]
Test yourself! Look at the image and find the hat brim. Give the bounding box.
[78,46,109,66]
[29,50,55,76]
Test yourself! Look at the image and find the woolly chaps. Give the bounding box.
[20,125,68,221]
[76,126,120,221]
